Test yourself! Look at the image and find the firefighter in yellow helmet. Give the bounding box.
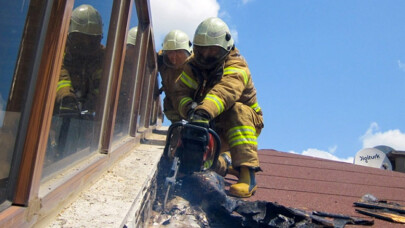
[173,17,264,198]
[54,4,105,116]
[158,30,192,123]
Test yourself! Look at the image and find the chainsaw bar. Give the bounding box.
[163,156,180,213]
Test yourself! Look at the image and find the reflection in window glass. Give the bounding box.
[113,5,139,142]
[138,62,154,129]
[0,0,31,208]
[43,1,113,180]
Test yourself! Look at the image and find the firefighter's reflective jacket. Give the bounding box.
[174,47,264,168]
[158,50,187,122]
[175,48,261,120]
[55,46,104,114]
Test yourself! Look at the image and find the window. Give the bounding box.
[0,0,31,209]
[138,39,159,130]
[42,1,114,180]
[0,0,161,225]
[113,4,139,142]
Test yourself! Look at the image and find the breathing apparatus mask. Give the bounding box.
[193,45,229,70]
[67,33,101,55]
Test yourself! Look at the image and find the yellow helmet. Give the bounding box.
[127,26,138,45]
[162,30,192,54]
[193,17,234,51]
[69,4,103,36]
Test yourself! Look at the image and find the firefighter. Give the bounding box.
[158,30,192,123]
[54,4,104,116]
[173,17,264,198]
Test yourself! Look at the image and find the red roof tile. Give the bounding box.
[226,149,405,227]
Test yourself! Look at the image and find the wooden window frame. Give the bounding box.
[138,34,158,132]
[2,0,55,210]
[0,0,74,226]
[0,0,161,226]
[99,0,133,153]
[13,0,74,207]
[130,0,158,135]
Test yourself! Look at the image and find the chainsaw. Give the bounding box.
[162,120,221,212]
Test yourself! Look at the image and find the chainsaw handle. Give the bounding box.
[164,120,187,158]
[208,128,221,170]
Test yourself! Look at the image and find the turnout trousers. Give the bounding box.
[213,102,264,173]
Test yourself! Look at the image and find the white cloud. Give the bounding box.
[360,122,405,150]
[150,0,220,48]
[287,122,405,164]
[286,123,405,164]
[242,0,254,4]
[398,60,405,72]
[289,146,354,163]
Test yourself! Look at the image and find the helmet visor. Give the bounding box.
[67,33,101,55]
[193,45,228,70]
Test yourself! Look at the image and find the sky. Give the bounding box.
[1,1,404,164]
[150,0,405,163]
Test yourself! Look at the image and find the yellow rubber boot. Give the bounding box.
[229,166,257,198]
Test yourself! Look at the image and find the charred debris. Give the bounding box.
[148,157,373,228]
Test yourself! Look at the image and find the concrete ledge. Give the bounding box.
[45,131,166,227]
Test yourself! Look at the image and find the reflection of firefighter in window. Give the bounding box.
[48,4,104,160]
[54,4,104,116]
[158,30,192,123]
[174,18,264,198]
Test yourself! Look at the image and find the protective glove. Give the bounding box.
[58,96,80,116]
[188,109,211,128]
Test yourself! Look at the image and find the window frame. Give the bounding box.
[13,0,74,206]
[0,0,160,226]
[138,34,158,132]
[99,0,133,153]
[0,0,54,210]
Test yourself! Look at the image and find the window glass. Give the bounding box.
[113,4,139,142]
[42,1,113,180]
[138,49,155,129]
[0,0,31,208]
